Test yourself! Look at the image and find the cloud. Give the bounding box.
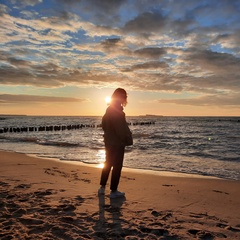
[122,61,168,72]
[0,94,87,104]
[123,11,166,36]
[183,49,240,74]
[54,0,126,26]
[158,92,240,107]
[10,0,42,7]
[212,31,240,50]
[134,47,166,59]
[0,4,9,15]
[0,0,240,110]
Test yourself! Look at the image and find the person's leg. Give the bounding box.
[110,146,125,191]
[100,147,112,187]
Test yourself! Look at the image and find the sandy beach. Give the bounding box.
[0,151,240,239]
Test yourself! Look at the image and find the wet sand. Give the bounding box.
[0,150,240,239]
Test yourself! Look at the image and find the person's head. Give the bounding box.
[111,88,128,106]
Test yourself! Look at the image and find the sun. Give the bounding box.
[105,96,111,105]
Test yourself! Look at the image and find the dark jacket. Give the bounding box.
[102,102,133,147]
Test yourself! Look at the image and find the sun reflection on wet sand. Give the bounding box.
[97,163,104,169]
[96,149,105,168]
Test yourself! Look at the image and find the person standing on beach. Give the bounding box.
[98,88,133,198]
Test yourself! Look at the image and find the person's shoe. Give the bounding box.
[98,186,105,195]
[110,190,125,199]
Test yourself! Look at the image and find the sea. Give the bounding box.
[0,115,240,180]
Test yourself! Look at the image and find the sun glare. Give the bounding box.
[105,96,111,105]
[97,163,104,169]
[96,149,105,169]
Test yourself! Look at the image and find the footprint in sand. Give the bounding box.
[33,189,56,197]
[19,217,45,225]
[162,184,175,187]
[151,210,173,220]
[14,183,31,189]
[212,189,229,195]
[0,181,10,187]
[44,167,91,183]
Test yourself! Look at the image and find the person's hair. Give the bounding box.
[111,88,128,106]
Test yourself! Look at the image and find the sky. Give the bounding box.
[0,0,240,116]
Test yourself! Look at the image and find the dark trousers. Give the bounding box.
[100,145,125,191]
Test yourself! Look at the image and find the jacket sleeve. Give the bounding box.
[110,110,133,146]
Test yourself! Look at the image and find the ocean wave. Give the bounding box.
[1,135,82,148]
[2,136,39,144]
[37,140,82,148]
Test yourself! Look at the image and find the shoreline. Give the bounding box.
[2,149,236,181]
[27,152,223,180]
[1,150,240,239]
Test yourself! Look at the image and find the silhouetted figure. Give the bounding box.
[98,88,133,198]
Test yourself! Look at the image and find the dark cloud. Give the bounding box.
[100,38,122,49]
[0,63,123,88]
[55,0,125,25]
[122,61,168,72]
[123,11,166,36]
[57,0,125,11]
[184,49,240,70]
[8,58,30,67]
[0,94,86,103]
[134,47,166,59]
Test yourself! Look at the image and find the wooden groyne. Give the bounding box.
[0,121,155,134]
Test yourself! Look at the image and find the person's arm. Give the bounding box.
[111,111,132,145]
